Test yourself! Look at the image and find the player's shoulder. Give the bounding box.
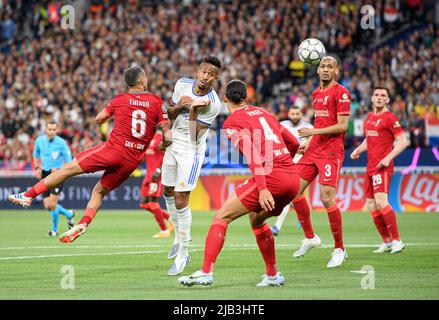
[334,83,350,95]
[55,135,68,144]
[34,135,45,144]
[176,77,196,87]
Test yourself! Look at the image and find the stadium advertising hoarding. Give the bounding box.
[194,173,439,213]
[1,173,437,212]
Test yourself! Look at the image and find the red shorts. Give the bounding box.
[141,176,164,198]
[76,143,139,191]
[295,156,342,188]
[235,170,300,217]
[365,170,391,199]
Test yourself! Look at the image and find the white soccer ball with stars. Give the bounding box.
[298,38,326,65]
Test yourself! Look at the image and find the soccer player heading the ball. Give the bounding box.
[292,55,351,268]
[8,66,171,244]
[178,79,301,287]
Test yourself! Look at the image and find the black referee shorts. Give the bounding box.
[41,170,64,198]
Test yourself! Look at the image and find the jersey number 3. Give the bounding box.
[259,117,280,144]
[132,110,147,138]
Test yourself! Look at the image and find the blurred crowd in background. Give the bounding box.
[0,0,437,170]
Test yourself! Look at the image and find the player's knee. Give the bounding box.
[365,199,377,212]
[174,193,189,210]
[320,195,335,208]
[375,199,388,210]
[163,186,174,197]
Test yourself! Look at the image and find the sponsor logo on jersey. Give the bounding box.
[366,130,379,137]
[314,109,329,117]
[338,93,350,103]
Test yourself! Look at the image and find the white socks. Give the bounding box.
[176,205,192,257]
[274,205,290,231]
[164,195,179,245]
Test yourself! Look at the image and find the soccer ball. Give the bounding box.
[298,38,326,65]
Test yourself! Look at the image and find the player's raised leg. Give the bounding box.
[365,197,392,253]
[292,177,321,258]
[59,181,110,243]
[320,184,347,267]
[8,160,84,208]
[374,192,404,253]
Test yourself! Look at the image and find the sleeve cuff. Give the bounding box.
[337,112,350,115]
[196,119,211,127]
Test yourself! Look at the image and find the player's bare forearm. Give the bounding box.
[386,134,409,161]
[357,139,368,154]
[33,158,42,178]
[96,109,111,124]
[300,115,349,137]
[167,103,187,121]
[158,121,172,148]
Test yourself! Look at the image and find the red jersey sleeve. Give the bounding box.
[386,112,405,138]
[154,96,168,125]
[224,117,267,191]
[336,86,351,115]
[104,96,119,116]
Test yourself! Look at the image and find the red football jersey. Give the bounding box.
[307,83,351,159]
[365,110,404,173]
[104,92,167,164]
[223,106,295,174]
[145,131,164,180]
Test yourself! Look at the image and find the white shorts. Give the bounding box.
[162,148,205,192]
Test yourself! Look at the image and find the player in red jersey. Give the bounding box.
[351,87,409,254]
[8,66,170,243]
[139,130,173,238]
[178,80,300,287]
[291,56,351,268]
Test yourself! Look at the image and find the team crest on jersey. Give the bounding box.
[394,121,401,128]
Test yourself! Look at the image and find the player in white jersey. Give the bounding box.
[271,106,313,236]
[162,56,222,275]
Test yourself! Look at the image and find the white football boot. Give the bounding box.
[256,272,285,287]
[327,248,348,268]
[168,254,191,276]
[8,192,32,208]
[178,270,213,287]
[373,242,392,253]
[390,240,405,254]
[167,243,180,260]
[293,234,322,258]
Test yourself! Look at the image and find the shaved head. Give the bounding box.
[319,55,338,67]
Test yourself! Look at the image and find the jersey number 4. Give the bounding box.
[259,117,280,144]
[132,110,147,138]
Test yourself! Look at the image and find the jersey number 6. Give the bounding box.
[132,110,147,138]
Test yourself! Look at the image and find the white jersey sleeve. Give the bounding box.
[171,78,186,105]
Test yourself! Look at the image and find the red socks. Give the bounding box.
[24,180,49,198]
[381,205,400,241]
[140,202,170,231]
[78,207,97,226]
[201,220,228,273]
[293,196,315,239]
[326,204,344,250]
[253,223,278,276]
[370,209,392,243]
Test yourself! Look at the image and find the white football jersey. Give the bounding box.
[169,77,221,152]
[279,119,313,144]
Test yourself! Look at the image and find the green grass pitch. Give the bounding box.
[0,209,438,300]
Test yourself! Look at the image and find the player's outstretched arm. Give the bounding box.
[377,133,410,168]
[351,138,367,160]
[279,126,300,155]
[158,121,172,150]
[95,108,112,124]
